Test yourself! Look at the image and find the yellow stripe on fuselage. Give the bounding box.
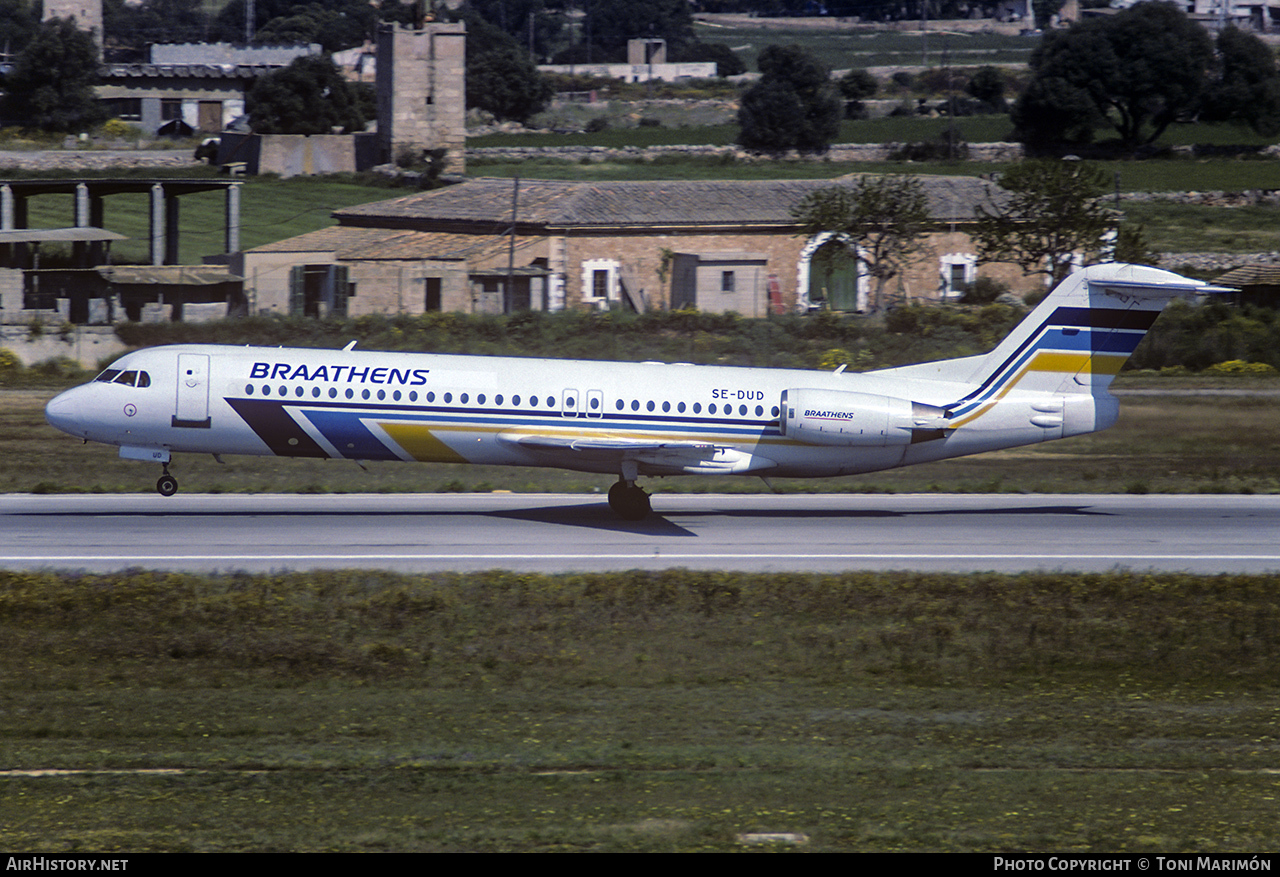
[377,420,803,463]
[379,422,469,463]
[949,350,1127,428]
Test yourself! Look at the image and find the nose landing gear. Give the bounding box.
[156,463,178,497]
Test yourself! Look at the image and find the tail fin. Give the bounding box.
[947,264,1222,413]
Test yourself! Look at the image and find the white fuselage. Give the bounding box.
[45,265,1222,491]
[44,342,1100,480]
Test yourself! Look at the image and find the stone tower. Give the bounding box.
[43,0,103,56]
[376,20,467,174]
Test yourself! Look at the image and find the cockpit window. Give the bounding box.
[95,369,150,388]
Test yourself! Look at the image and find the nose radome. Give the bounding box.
[45,386,89,437]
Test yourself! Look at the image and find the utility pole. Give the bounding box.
[505,177,520,314]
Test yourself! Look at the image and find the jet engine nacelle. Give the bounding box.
[781,388,920,447]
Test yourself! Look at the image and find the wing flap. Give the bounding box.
[497,431,775,475]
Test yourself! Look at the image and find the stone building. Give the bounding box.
[98,43,320,136]
[43,0,102,49]
[376,20,467,173]
[238,175,1025,319]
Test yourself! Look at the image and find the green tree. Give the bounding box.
[4,17,105,132]
[837,68,877,119]
[105,0,209,56]
[246,55,369,134]
[0,0,41,55]
[462,12,553,124]
[1201,26,1280,137]
[669,41,745,77]
[1012,3,1213,151]
[972,160,1113,289]
[583,0,695,54]
[965,66,1006,112]
[791,176,931,312]
[462,0,564,62]
[1112,223,1161,267]
[737,44,841,155]
[211,0,408,51]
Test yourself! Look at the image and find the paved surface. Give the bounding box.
[2,493,1278,575]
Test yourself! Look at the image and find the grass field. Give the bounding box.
[693,21,1040,71]
[473,113,1280,152]
[5,121,1278,266]
[469,151,1280,192]
[6,382,1280,496]
[3,567,1279,851]
[16,173,403,266]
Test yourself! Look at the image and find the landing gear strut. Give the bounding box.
[607,479,650,521]
[156,463,178,497]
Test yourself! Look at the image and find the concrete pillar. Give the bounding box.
[165,192,180,265]
[225,182,241,253]
[89,195,106,265]
[1,185,12,231]
[150,183,164,266]
[75,182,89,227]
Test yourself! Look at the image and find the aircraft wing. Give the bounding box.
[497,432,774,475]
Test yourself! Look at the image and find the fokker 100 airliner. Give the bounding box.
[45,264,1220,520]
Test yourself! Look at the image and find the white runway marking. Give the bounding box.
[3,493,1279,574]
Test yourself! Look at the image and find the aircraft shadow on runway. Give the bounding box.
[492,501,1113,535]
[12,500,1113,539]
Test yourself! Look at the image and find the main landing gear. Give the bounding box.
[608,479,650,521]
[156,463,178,497]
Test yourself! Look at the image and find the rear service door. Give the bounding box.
[173,353,211,428]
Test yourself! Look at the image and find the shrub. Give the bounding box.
[31,356,87,380]
[1203,360,1279,376]
[888,128,968,161]
[100,118,141,140]
[0,347,21,375]
[960,277,1010,305]
[817,348,852,370]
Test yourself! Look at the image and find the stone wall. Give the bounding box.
[0,324,126,369]
[0,150,202,172]
[1160,252,1280,272]
[468,142,1025,163]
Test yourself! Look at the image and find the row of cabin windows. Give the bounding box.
[246,385,557,406]
[244,384,777,419]
[617,398,776,419]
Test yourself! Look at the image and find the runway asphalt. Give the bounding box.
[2,492,1278,574]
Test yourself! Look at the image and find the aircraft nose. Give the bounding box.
[45,386,89,438]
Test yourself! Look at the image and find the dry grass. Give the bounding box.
[2,567,1279,851]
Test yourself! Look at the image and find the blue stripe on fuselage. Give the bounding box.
[229,397,781,459]
[946,320,1149,417]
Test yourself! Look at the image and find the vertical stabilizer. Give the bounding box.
[945,265,1219,423]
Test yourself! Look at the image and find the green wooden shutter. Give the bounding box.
[288,265,305,316]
